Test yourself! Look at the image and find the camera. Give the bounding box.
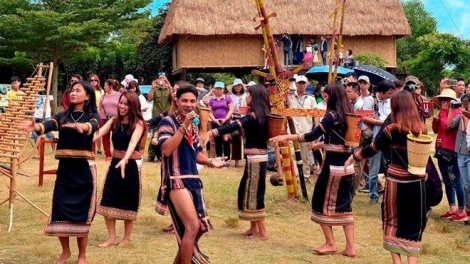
[450,100,462,109]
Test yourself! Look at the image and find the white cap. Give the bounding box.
[358,75,370,84]
[247,81,256,86]
[121,74,135,87]
[296,75,308,83]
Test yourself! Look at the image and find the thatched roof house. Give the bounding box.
[159,0,410,74]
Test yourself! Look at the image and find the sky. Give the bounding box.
[149,0,470,40]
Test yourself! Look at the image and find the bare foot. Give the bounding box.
[341,249,356,258]
[312,244,337,255]
[162,224,174,233]
[248,232,268,241]
[97,238,119,248]
[77,255,87,264]
[54,252,71,264]
[118,239,130,247]
[241,228,258,236]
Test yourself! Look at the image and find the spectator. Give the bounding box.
[90,74,104,155]
[288,75,316,181]
[433,87,467,221]
[6,76,25,102]
[209,81,234,164]
[343,49,355,68]
[99,79,121,161]
[362,80,394,204]
[280,33,293,66]
[320,36,328,65]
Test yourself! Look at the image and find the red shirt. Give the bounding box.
[432,108,460,150]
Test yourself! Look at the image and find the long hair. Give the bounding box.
[391,91,426,135]
[113,91,145,135]
[325,83,352,129]
[89,74,102,91]
[247,84,270,133]
[128,80,141,95]
[104,79,119,92]
[61,81,97,124]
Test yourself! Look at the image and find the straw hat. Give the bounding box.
[433,88,457,105]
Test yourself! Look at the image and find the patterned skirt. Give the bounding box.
[97,158,141,221]
[382,165,427,257]
[311,153,355,226]
[238,154,267,221]
[44,159,97,237]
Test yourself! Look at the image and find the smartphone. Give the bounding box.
[448,79,458,86]
[463,98,469,110]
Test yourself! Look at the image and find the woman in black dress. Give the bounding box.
[94,91,145,247]
[271,83,356,257]
[19,81,99,264]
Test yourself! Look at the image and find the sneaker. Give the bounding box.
[440,210,457,219]
[451,211,468,222]
[358,186,370,193]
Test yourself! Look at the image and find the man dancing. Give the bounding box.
[158,85,226,264]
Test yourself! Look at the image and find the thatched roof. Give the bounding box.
[159,0,411,44]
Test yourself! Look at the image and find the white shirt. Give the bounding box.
[372,98,391,138]
[230,93,246,112]
[352,97,364,112]
[288,93,316,133]
[34,95,54,119]
[139,94,151,121]
[361,95,374,110]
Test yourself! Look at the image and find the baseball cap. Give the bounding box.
[247,81,256,87]
[296,75,308,83]
[214,81,225,88]
[195,77,205,84]
[232,78,244,86]
[358,75,370,84]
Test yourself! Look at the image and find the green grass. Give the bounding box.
[1,143,470,264]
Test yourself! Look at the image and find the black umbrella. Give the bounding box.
[353,65,397,86]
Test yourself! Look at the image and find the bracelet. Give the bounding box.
[206,158,214,168]
[178,126,187,136]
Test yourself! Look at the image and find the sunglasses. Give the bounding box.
[90,79,98,82]
[158,72,166,76]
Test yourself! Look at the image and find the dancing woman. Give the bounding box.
[203,84,270,240]
[271,83,356,257]
[19,81,99,264]
[94,91,146,247]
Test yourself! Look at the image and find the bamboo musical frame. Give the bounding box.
[0,62,52,232]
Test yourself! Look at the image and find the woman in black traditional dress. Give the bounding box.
[19,81,99,264]
[204,84,270,240]
[345,91,428,264]
[94,91,145,247]
[271,83,356,257]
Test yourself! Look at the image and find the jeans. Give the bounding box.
[437,157,466,209]
[368,152,382,200]
[284,49,293,65]
[457,154,470,209]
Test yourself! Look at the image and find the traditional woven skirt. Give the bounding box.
[168,178,212,264]
[382,165,427,257]
[238,155,267,221]
[44,159,97,237]
[311,154,355,226]
[97,158,141,221]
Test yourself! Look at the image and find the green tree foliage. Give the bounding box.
[397,0,437,65]
[354,52,387,68]
[0,0,152,113]
[406,33,470,95]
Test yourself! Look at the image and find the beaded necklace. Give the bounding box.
[174,113,197,148]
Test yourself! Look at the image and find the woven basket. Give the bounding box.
[267,114,285,138]
[345,113,362,147]
[407,133,433,175]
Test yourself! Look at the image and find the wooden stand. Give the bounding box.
[38,137,57,187]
